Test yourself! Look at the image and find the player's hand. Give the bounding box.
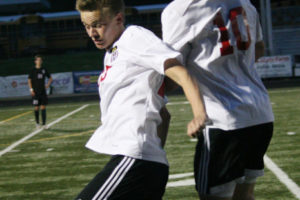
[30,91,35,97]
[187,115,210,138]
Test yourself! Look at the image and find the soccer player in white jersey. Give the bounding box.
[75,0,208,199]
[162,0,274,200]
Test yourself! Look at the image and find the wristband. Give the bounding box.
[30,88,33,92]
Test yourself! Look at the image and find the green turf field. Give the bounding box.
[0,87,300,200]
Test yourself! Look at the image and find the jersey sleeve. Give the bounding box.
[161,4,192,52]
[128,26,182,75]
[161,1,218,53]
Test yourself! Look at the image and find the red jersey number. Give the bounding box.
[100,65,112,82]
[213,7,251,56]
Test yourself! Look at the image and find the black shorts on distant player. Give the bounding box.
[32,91,48,106]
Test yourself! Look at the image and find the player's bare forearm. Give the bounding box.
[28,79,32,89]
[28,79,35,96]
[46,77,53,89]
[164,58,207,137]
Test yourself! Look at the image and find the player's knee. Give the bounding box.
[204,181,236,199]
[244,176,257,184]
[233,177,256,200]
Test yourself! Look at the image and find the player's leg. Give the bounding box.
[75,155,169,200]
[194,126,244,200]
[41,105,46,126]
[232,182,255,200]
[232,122,273,200]
[32,95,40,128]
[40,92,48,127]
[34,106,40,128]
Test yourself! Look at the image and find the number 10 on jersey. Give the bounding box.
[213,7,251,56]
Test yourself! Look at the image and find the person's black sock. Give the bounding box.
[34,110,39,124]
[41,109,46,125]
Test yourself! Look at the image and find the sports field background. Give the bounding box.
[0,87,300,200]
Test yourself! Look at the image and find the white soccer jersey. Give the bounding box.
[85,25,182,166]
[162,0,274,130]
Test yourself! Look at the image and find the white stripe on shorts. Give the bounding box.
[197,126,211,194]
[92,156,135,200]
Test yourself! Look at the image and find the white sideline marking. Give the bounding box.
[264,155,300,199]
[167,101,300,197]
[166,157,300,197]
[169,172,193,179]
[167,178,194,188]
[0,104,89,157]
[268,89,300,94]
[168,101,189,105]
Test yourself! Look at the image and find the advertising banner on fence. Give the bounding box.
[255,55,293,78]
[51,72,74,94]
[73,70,101,93]
[0,72,73,98]
[0,75,29,98]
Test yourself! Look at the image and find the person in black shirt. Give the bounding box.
[28,55,53,129]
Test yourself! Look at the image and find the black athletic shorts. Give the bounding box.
[194,122,273,195]
[32,91,48,106]
[75,155,169,200]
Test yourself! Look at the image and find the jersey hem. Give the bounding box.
[212,118,274,131]
[85,145,169,166]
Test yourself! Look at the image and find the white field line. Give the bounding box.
[168,101,189,106]
[268,89,300,94]
[0,103,99,112]
[167,173,194,187]
[167,178,194,188]
[2,100,299,196]
[168,156,300,195]
[166,104,300,195]
[0,88,299,113]
[167,157,300,193]
[0,104,89,157]
[264,155,300,199]
[169,172,193,179]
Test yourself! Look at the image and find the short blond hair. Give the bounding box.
[76,0,125,18]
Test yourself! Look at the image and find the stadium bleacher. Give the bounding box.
[273,28,300,55]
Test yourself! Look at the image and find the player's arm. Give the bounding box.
[255,41,264,61]
[164,58,207,137]
[46,76,53,89]
[28,78,35,96]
